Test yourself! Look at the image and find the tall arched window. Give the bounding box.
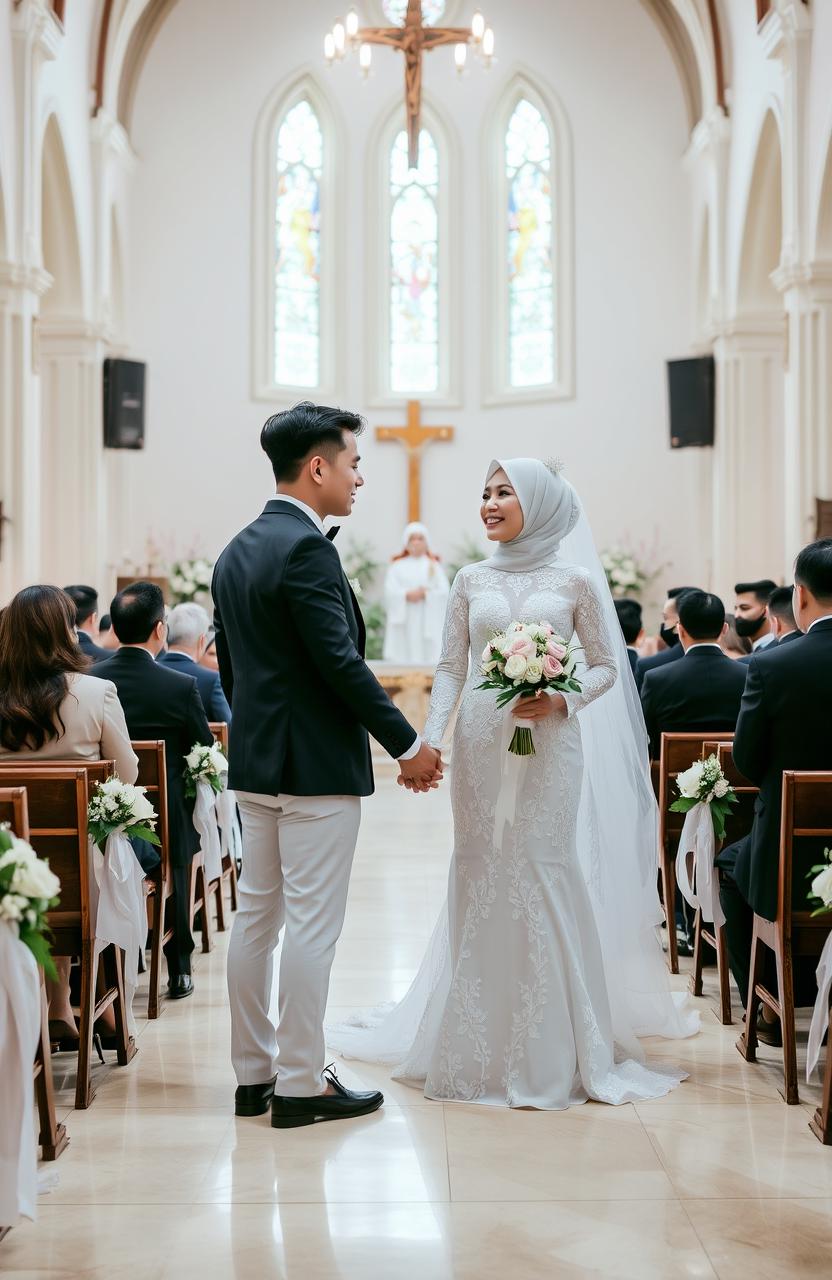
[486,75,573,404]
[253,77,339,401]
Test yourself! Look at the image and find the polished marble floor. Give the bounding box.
[4,775,832,1278]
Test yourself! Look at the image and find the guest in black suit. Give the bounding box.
[640,590,748,760]
[767,585,801,647]
[64,584,110,661]
[717,541,832,1035]
[635,585,700,691]
[613,598,643,680]
[91,582,214,999]
[735,578,777,661]
[159,603,232,723]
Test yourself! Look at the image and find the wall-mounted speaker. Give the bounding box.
[667,355,715,449]
[103,358,145,449]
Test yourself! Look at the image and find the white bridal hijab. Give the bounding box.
[329,458,697,1077]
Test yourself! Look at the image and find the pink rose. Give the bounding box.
[508,637,536,660]
[540,622,554,636]
[543,655,563,680]
[546,640,567,661]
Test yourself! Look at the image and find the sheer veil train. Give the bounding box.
[327,476,698,1085]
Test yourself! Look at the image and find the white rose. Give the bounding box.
[130,791,156,822]
[713,778,729,799]
[504,654,528,680]
[811,863,832,909]
[14,857,60,901]
[99,778,122,796]
[676,760,705,799]
[185,748,202,771]
[525,658,543,684]
[208,746,228,777]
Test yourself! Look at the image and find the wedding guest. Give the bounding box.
[91,582,214,1000]
[382,522,450,665]
[0,585,138,1045]
[613,598,644,678]
[721,613,752,660]
[96,612,120,652]
[200,631,220,673]
[635,586,701,691]
[733,578,777,653]
[640,590,747,760]
[767,585,800,647]
[64,583,109,661]
[159,603,232,722]
[717,544,832,1041]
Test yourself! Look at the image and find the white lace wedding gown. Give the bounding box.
[330,558,690,1108]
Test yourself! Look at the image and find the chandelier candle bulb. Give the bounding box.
[454,42,467,71]
[346,7,359,39]
[471,9,485,41]
[359,42,372,74]
[333,20,346,55]
[324,31,336,61]
[482,25,495,60]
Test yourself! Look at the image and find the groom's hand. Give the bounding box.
[397,743,443,793]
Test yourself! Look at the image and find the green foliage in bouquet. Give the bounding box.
[0,826,61,978]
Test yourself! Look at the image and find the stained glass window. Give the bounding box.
[389,127,439,394]
[274,99,322,388]
[506,98,554,388]
[382,0,446,24]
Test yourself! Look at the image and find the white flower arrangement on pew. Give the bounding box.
[184,743,229,885]
[670,755,738,841]
[0,825,61,977]
[183,742,229,799]
[87,778,161,853]
[807,850,832,917]
[806,851,832,1080]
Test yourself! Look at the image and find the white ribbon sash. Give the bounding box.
[215,785,241,868]
[193,779,223,884]
[676,801,725,929]
[90,831,147,1037]
[807,931,832,1081]
[492,701,532,850]
[0,923,41,1224]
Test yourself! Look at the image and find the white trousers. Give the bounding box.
[228,791,361,1096]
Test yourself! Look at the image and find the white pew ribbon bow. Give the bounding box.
[676,802,725,929]
[193,779,223,884]
[0,923,41,1224]
[90,831,146,1037]
[807,931,832,1081]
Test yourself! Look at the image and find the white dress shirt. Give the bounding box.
[272,495,422,761]
[752,632,776,652]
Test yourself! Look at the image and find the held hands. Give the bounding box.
[511,690,568,722]
[406,587,427,603]
[397,742,444,794]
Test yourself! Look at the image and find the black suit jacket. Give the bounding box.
[775,630,802,648]
[77,629,110,662]
[90,647,214,866]
[727,621,832,920]
[640,644,748,759]
[159,651,232,724]
[626,648,639,678]
[211,500,417,797]
[635,642,683,692]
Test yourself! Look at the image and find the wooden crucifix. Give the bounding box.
[376,400,454,524]
[357,0,471,167]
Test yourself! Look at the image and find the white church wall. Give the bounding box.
[124,0,702,616]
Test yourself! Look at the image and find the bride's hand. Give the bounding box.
[512,691,567,722]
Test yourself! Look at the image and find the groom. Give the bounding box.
[212,402,443,1129]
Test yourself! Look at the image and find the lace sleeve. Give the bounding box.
[423,570,470,747]
[560,572,617,718]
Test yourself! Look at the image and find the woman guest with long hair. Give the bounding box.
[0,585,138,1045]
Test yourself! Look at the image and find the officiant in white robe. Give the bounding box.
[382,523,450,666]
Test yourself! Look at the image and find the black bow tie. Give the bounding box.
[326,526,340,541]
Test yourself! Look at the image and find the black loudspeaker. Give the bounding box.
[103,358,146,449]
[667,355,715,449]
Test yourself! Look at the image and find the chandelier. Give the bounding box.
[323,1,495,166]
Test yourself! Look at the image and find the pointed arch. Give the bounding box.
[39,113,84,316]
[252,71,341,402]
[366,95,459,406]
[736,109,783,317]
[484,69,574,405]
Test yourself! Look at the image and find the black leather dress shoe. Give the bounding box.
[756,1009,783,1047]
[271,1066,383,1129]
[167,975,194,1000]
[235,1077,277,1117]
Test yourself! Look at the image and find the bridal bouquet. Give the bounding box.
[477,621,583,757]
[183,742,228,799]
[87,778,161,853]
[670,755,737,840]
[0,826,61,977]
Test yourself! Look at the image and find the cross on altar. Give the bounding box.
[376,400,454,524]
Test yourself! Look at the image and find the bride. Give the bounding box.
[329,458,699,1108]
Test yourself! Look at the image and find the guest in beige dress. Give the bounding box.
[0,585,138,1044]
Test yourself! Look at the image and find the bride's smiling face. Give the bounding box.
[481,469,524,542]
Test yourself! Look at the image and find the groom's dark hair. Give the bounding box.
[261,402,365,483]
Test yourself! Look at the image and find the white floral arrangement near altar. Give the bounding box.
[0,825,61,975]
[168,556,214,605]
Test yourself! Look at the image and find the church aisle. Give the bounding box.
[4,776,832,1279]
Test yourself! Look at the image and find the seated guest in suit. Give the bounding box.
[720,613,752,660]
[640,589,747,760]
[0,585,138,1044]
[92,582,215,1000]
[64,583,110,661]
[636,586,701,691]
[160,604,232,723]
[767,585,800,647]
[717,541,832,1042]
[96,612,120,652]
[613,598,644,679]
[734,579,777,659]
